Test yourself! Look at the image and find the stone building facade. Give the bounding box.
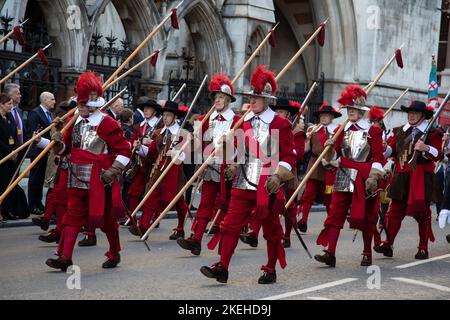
[0,0,443,127]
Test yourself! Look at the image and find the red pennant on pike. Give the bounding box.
[151,50,160,66]
[171,8,179,30]
[269,28,276,48]
[318,23,326,47]
[37,48,49,65]
[13,26,25,46]
[395,48,404,69]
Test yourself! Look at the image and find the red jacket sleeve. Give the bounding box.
[368,126,385,165]
[275,117,296,170]
[294,131,306,161]
[98,116,132,159]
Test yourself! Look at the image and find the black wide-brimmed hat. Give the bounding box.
[313,102,342,118]
[161,100,187,117]
[400,100,434,120]
[136,96,162,113]
[269,98,299,115]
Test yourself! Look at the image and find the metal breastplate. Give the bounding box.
[233,118,271,191]
[68,118,106,189]
[334,129,370,193]
[203,117,234,182]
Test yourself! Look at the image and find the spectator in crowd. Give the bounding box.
[4,83,26,147]
[0,93,29,221]
[118,108,135,141]
[133,100,145,125]
[26,92,56,215]
[107,97,124,121]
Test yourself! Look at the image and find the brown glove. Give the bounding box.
[101,160,126,186]
[51,131,64,154]
[365,168,384,194]
[224,164,238,181]
[52,117,65,131]
[265,165,295,194]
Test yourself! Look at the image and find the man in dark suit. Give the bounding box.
[4,83,27,147]
[26,92,55,215]
[106,97,124,121]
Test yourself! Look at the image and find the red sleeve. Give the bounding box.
[98,116,132,159]
[294,131,305,161]
[276,117,296,170]
[368,126,385,165]
[61,116,76,156]
[425,129,444,161]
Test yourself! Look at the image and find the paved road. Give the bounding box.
[1,210,449,300]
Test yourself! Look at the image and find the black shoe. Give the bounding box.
[282,238,291,248]
[258,270,277,284]
[32,216,49,231]
[414,249,429,260]
[2,212,19,221]
[373,244,393,257]
[177,236,201,256]
[45,256,73,272]
[240,232,258,248]
[314,251,336,267]
[169,229,185,240]
[78,235,97,247]
[102,254,121,269]
[200,263,228,283]
[39,232,60,243]
[128,225,141,237]
[446,235,450,244]
[297,221,307,233]
[31,206,44,216]
[360,254,372,267]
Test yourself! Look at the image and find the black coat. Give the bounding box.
[26,106,53,158]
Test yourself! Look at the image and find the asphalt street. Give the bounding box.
[1,210,449,300]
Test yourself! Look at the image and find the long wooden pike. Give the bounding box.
[103,1,184,88]
[0,43,51,85]
[0,19,28,45]
[126,22,282,223]
[140,20,330,241]
[384,88,409,118]
[0,87,127,205]
[284,46,406,216]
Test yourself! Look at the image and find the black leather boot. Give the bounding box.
[414,249,429,260]
[360,254,372,267]
[373,243,393,257]
[32,216,49,231]
[282,238,291,248]
[314,250,336,267]
[39,231,60,243]
[258,270,277,284]
[102,254,121,269]
[239,232,258,248]
[297,221,308,233]
[177,235,201,256]
[78,234,97,247]
[200,262,228,284]
[446,234,450,244]
[45,256,73,271]
[169,229,185,240]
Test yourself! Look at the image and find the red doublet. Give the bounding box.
[57,114,131,260]
[382,127,443,250]
[190,113,241,243]
[139,128,187,232]
[208,114,296,272]
[317,124,385,257]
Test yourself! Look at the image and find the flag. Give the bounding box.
[428,54,439,110]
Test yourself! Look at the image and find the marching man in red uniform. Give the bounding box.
[200,65,296,284]
[297,102,341,233]
[44,72,131,271]
[375,101,443,260]
[315,85,385,267]
[126,97,162,213]
[177,73,240,256]
[128,101,189,240]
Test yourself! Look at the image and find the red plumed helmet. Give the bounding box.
[369,106,384,120]
[76,72,103,104]
[289,100,302,110]
[337,84,369,110]
[209,73,236,102]
[250,65,278,97]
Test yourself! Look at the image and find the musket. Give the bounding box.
[408,90,450,171]
[291,82,318,129]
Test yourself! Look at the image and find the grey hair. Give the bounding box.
[40,91,53,103]
[3,83,20,97]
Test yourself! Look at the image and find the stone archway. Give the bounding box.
[176,0,233,76]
